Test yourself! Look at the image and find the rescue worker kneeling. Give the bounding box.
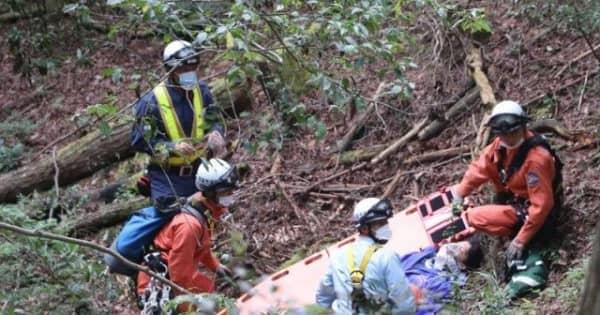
[450,100,562,297]
[137,158,237,312]
[316,198,416,314]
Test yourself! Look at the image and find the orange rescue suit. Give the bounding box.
[456,131,556,245]
[137,207,220,295]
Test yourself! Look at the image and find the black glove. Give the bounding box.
[451,202,464,216]
[216,264,233,278]
[506,240,524,265]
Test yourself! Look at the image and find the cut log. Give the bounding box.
[64,197,150,237]
[529,119,574,141]
[0,79,252,203]
[578,224,600,315]
[381,146,469,199]
[467,47,497,150]
[336,144,387,165]
[404,146,470,165]
[467,47,496,107]
[417,87,480,141]
[370,117,429,165]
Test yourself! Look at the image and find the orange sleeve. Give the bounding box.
[456,144,495,197]
[168,222,215,293]
[203,251,220,272]
[515,154,555,245]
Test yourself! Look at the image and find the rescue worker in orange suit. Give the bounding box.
[137,158,237,310]
[131,40,226,206]
[450,100,561,264]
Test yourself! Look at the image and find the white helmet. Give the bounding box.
[487,100,529,133]
[163,40,199,70]
[195,158,238,193]
[352,198,393,228]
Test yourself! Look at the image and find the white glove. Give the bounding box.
[450,185,464,204]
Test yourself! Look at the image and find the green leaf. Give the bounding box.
[99,122,112,137]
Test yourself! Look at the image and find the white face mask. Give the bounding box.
[374,224,392,242]
[499,137,524,150]
[218,195,235,207]
[177,71,198,91]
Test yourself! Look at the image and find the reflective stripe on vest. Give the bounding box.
[153,82,205,166]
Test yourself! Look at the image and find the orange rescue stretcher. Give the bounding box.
[220,190,469,314]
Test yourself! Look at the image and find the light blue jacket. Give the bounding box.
[316,236,416,314]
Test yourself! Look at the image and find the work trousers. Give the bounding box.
[465,204,520,237]
[449,204,519,242]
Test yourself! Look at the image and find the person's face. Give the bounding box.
[498,127,525,148]
[215,188,236,207]
[369,220,389,231]
[358,219,389,236]
[442,241,471,264]
[170,63,198,83]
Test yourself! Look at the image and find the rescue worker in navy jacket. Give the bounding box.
[131,40,226,204]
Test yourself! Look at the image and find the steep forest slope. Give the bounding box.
[1,1,598,314]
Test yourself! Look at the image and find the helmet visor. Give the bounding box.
[357,198,393,227]
[165,47,199,69]
[487,114,525,134]
[213,167,239,192]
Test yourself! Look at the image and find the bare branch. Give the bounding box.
[0,222,193,295]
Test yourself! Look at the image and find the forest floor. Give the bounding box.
[1,1,599,314]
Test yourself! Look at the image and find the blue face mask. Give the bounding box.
[178,71,198,90]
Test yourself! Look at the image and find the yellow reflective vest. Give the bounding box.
[153,82,205,166]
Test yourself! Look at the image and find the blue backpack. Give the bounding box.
[104,206,178,277]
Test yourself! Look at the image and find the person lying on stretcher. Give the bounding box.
[315,197,483,315]
[403,235,483,315]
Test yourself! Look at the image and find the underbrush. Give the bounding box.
[0,199,245,314]
[443,257,588,314]
[0,116,37,172]
[0,205,121,314]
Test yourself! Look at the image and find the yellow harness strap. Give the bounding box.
[152,82,206,166]
[347,244,379,288]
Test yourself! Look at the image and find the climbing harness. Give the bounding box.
[346,244,381,311]
[140,252,173,315]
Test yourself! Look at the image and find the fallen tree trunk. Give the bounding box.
[370,117,429,165]
[64,197,150,237]
[578,224,600,315]
[0,122,133,203]
[336,144,387,165]
[529,119,575,141]
[0,78,252,203]
[404,146,470,165]
[0,221,193,295]
[417,87,480,141]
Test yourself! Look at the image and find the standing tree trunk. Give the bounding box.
[578,224,600,315]
[0,78,252,203]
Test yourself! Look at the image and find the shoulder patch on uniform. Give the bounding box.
[527,172,540,187]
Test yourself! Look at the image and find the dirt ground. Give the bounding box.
[1,1,599,314]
